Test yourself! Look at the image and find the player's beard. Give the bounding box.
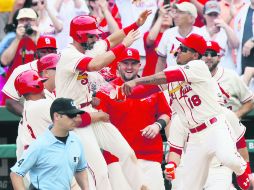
[208,61,219,73]
[81,41,96,50]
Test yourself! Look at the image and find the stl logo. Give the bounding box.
[45,38,51,44]
[206,41,212,47]
[127,49,132,56]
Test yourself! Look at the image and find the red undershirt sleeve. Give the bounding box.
[76,57,93,72]
[164,69,185,83]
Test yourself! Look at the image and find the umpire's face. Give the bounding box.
[118,60,141,81]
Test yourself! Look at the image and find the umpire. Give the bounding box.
[10,98,89,190]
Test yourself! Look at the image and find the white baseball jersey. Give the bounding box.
[163,60,223,128]
[2,60,38,101]
[213,67,253,111]
[20,89,55,148]
[56,41,107,105]
[157,27,203,67]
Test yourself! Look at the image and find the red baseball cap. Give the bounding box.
[36,36,57,50]
[176,34,207,55]
[118,48,140,63]
[206,41,221,53]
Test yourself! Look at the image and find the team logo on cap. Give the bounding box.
[206,41,212,47]
[127,49,133,56]
[45,38,51,45]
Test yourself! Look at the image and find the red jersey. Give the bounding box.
[6,37,36,80]
[96,77,172,164]
[142,32,163,77]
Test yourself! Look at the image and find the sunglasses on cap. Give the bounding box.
[178,45,195,53]
[203,51,218,57]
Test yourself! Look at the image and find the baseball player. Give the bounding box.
[15,53,60,159]
[96,48,171,190]
[1,36,57,158]
[56,11,151,190]
[122,33,250,190]
[166,106,248,190]
[164,41,253,190]
[204,41,253,162]
[2,35,57,116]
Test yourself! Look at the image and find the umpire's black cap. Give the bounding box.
[50,98,84,116]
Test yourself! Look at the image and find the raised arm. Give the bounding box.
[86,30,139,71]
[106,10,152,48]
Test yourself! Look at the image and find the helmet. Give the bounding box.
[36,35,57,50]
[37,53,60,73]
[14,70,45,96]
[70,15,103,43]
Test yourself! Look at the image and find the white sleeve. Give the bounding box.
[179,60,211,83]
[2,70,21,101]
[168,114,188,149]
[233,74,253,103]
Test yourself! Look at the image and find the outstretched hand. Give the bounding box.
[136,10,152,26]
[122,29,140,47]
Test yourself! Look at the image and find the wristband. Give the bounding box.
[78,112,92,128]
[155,122,162,130]
[123,22,139,35]
[104,38,110,51]
[156,119,167,130]
[111,43,126,58]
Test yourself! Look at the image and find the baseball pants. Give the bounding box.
[178,115,246,190]
[107,160,165,190]
[75,106,145,190]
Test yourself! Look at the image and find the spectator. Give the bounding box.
[201,0,239,71]
[0,0,15,40]
[115,0,158,75]
[1,8,39,78]
[156,2,202,72]
[10,96,89,190]
[31,0,63,36]
[142,4,173,76]
[88,0,122,37]
[53,0,90,50]
[96,48,171,190]
[234,0,254,76]
[0,9,19,105]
